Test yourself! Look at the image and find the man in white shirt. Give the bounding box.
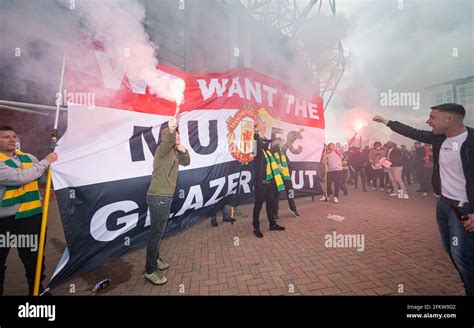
[373,103,474,296]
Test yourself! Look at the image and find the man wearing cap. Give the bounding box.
[373,103,474,295]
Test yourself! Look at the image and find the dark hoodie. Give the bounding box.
[386,142,402,167]
[254,132,271,182]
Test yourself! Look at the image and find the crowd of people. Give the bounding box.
[319,139,436,203]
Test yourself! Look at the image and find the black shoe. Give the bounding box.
[253,228,264,238]
[270,223,285,231]
[223,217,232,223]
[210,218,218,227]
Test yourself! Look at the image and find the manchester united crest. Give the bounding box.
[226,105,258,164]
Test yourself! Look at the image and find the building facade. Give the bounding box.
[427,76,474,125]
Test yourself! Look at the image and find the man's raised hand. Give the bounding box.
[176,145,187,153]
[372,115,389,125]
[169,117,178,133]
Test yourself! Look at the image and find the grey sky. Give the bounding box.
[324,0,473,145]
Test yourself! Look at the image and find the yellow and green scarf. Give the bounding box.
[0,150,42,219]
[262,150,285,191]
[273,149,291,181]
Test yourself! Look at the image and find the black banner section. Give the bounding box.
[0,296,473,327]
[49,160,323,287]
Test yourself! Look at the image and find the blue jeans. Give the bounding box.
[211,206,230,221]
[436,196,474,295]
[145,195,172,274]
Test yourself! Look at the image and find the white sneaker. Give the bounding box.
[319,196,328,201]
[403,193,410,199]
[422,192,428,197]
[333,197,339,203]
[389,192,398,197]
[371,187,377,191]
[397,189,403,199]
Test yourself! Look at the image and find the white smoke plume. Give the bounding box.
[0,0,183,107]
[71,0,184,101]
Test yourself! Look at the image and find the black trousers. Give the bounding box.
[340,170,348,195]
[274,180,297,218]
[384,172,392,189]
[253,181,277,229]
[365,165,374,186]
[372,169,385,188]
[420,167,433,192]
[0,213,46,295]
[353,167,366,190]
[348,168,356,183]
[414,162,423,184]
[402,166,412,184]
[327,171,343,197]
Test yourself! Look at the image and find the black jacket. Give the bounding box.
[401,149,411,165]
[388,121,474,211]
[254,132,271,183]
[348,150,368,169]
[414,147,424,160]
[387,147,402,167]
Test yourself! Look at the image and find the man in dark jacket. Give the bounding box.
[348,147,368,192]
[373,103,474,295]
[252,130,285,238]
